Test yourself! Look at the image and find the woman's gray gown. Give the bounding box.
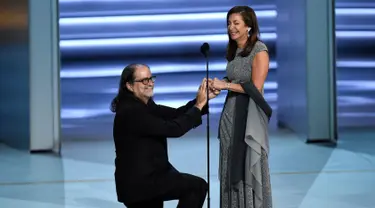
[219,41,273,208]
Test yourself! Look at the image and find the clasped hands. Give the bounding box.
[195,78,228,109]
[197,78,228,100]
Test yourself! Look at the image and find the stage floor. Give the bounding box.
[1,128,375,208]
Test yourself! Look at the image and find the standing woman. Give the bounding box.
[211,6,273,208]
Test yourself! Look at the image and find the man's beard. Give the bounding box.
[143,87,154,97]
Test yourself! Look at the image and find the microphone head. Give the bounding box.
[200,42,210,56]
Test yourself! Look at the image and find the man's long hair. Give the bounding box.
[110,63,148,113]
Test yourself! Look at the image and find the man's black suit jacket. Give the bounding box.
[113,95,208,204]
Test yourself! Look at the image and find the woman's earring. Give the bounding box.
[247,27,251,37]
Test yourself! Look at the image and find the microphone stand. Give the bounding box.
[204,52,210,208]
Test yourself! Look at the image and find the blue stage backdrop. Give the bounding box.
[58,0,375,140]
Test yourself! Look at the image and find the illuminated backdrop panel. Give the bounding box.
[59,0,375,140]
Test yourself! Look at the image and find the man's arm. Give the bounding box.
[123,105,204,138]
[149,99,208,119]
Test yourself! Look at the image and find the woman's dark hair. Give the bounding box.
[110,63,147,113]
[225,6,261,61]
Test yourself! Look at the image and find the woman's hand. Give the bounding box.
[207,78,221,95]
[206,79,219,99]
[212,78,227,90]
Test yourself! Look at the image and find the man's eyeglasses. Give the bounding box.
[133,76,156,85]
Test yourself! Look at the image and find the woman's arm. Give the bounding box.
[250,50,269,92]
[213,51,269,93]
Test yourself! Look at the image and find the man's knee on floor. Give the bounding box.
[195,177,208,193]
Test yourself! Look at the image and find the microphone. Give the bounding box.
[200,42,211,208]
[200,42,210,57]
